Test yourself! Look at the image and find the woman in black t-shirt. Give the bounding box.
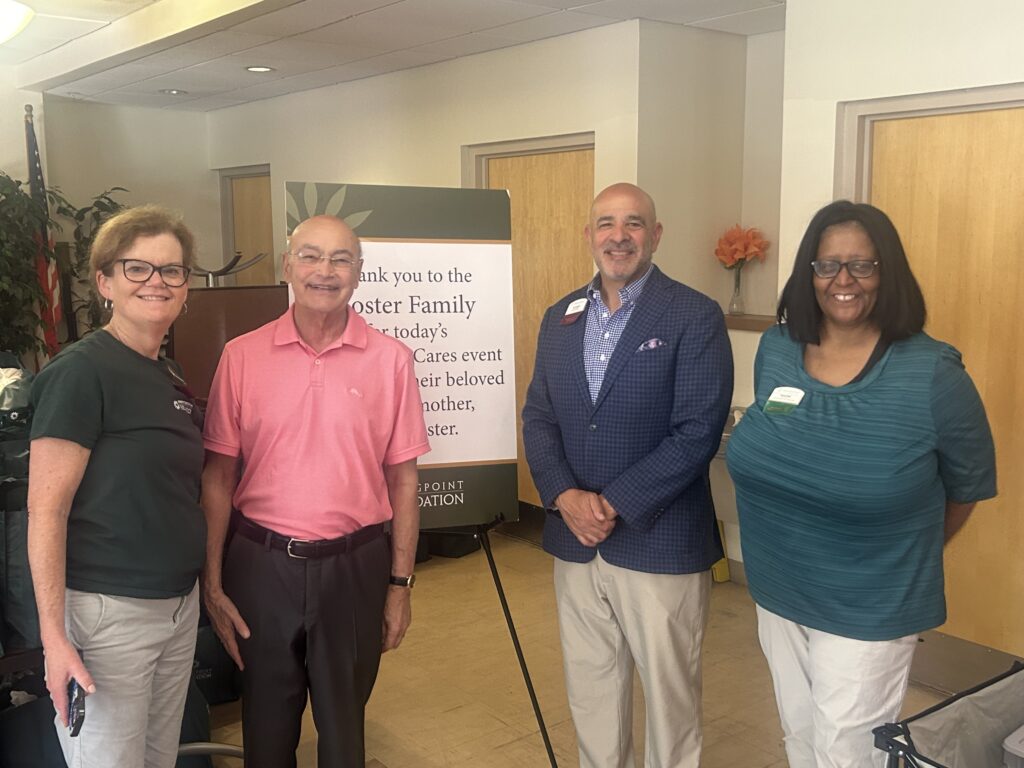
[28,206,206,768]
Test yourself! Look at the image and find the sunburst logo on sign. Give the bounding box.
[285,182,372,235]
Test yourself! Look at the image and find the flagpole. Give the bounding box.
[24,104,70,356]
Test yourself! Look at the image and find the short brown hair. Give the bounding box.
[90,205,197,275]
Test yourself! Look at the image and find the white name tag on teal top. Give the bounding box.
[764,386,805,414]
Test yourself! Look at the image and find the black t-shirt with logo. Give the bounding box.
[30,331,205,598]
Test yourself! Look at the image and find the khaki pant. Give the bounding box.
[57,583,199,768]
[554,555,711,768]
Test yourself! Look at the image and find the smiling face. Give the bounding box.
[96,232,188,332]
[813,222,880,333]
[585,184,663,294]
[283,216,362,323]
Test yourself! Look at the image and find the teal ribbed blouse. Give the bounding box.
[726,328,996,640]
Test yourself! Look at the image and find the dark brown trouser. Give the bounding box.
[223,527,390,768]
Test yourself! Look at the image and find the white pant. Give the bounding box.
[57,583,200,768]
[756,605,917,768]
[554,555,711,768]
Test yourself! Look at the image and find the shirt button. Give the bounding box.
[599,354,606,361]
[603,332,609,339]
[314,359,322,365]
[589,424,597,431]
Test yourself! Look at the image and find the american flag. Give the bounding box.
[24,104,60,358]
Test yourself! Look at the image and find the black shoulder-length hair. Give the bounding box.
[776,200,926,344]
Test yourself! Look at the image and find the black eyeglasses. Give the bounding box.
[811,259,879,279]
[114,258,191,287]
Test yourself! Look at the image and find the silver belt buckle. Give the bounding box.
[286,538,313,559]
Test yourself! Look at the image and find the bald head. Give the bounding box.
[289,215,362,259]
[589,183,658,227]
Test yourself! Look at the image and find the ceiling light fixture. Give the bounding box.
[160,89,188,96]
[0,0,34,46]
[246,66,275,73]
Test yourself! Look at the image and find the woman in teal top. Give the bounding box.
[726,201,996,768]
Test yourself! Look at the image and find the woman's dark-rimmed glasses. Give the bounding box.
[810,259,879,279]
[115,258,191,287]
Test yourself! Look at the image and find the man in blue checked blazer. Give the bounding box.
[523,183,733,768]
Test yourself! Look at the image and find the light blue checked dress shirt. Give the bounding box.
[583,265,654,403]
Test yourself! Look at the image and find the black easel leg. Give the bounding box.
[477,526,558,768]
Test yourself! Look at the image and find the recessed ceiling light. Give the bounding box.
[0,0,34,45]
[246,66,275,73]
[160,89,188,96]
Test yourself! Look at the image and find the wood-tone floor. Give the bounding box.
[210,533,943,767]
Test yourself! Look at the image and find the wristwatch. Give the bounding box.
[389,574,416,588]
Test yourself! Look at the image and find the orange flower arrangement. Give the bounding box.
[715,225,769,270]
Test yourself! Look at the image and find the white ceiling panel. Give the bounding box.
[484,10,618,43]
[296,0,550,52]
[91,90,199,108]
[46,61,173,96]
[123,66,269,95]
[500,0,608,8]
[133,31,278,70]
[223,37,383,71]
[690,3,785,35]
[232,0,398,37]
[374,0,550,34]
[578,0,780,24]
[1,15,106,55]
[27,0,158,22]
[408,32,521,59]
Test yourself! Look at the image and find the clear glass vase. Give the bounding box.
[728,266,745,315]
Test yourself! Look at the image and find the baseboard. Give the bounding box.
[726,558,746,585]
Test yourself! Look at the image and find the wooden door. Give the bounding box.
[871,107,1024,657]
[486,149,595,506]
[230,175,276,286]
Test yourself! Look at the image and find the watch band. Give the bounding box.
[389,574,415,588]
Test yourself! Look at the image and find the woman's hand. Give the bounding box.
[43,637,95,727]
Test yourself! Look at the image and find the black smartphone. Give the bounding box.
[68,678,85,737]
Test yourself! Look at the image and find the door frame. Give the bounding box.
[218,164,272,285]
[461,132,595,189]
[834,82,1024,201]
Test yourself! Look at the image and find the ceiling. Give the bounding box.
[3,0,785,112]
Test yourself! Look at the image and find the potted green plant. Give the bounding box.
[0,172,56,357]
[54,188,127,339]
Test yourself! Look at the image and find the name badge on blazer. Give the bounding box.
[561,297,588,325]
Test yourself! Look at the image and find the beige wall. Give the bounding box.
[740,30,783,317]
[41,96,222,264]
[779,0,1024,286]
[636,21,746,300]
[207,22,644,261]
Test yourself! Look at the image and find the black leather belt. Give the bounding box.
[235,516,384,560]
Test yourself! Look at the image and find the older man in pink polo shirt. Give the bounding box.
[200,215,429,768]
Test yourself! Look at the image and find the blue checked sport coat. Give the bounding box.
[522,265,733,574]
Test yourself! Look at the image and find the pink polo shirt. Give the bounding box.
[203,306,430,539]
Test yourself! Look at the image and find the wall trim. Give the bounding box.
[461,132,595,189]
[217,164,271,280]
[834,82,1024,201]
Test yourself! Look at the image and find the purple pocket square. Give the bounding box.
[637,338,665,352]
